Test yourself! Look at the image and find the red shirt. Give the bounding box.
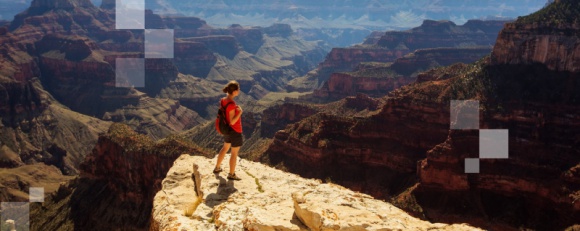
[221,98,242,133]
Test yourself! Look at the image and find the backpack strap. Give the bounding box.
[221,98,234,110]
[220,99,234,123]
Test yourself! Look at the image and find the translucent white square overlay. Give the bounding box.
[479,129,509,159]
[450,100,480,130]
[29,187,44,202]
[145,29,174,58]
[465,158,480,173]
[116,58,145,88]
[1,202,30,231]
[116,0,145,29]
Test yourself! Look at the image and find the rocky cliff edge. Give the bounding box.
[150,154,480,230]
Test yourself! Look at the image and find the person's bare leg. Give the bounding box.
[229,146,240,174]
[215,143,231,170]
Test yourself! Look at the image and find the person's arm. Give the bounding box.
[228,105,242,125]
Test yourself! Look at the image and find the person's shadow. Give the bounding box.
[204,173,237,210]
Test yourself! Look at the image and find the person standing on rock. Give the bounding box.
[213,80,243,180]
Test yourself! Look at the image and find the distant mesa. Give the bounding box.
[376,19,509,51]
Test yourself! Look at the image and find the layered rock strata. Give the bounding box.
[313,47,492,100]
[288,19,507,92]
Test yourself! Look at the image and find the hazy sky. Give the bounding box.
[0,0,547,30]
[142,0,547,29]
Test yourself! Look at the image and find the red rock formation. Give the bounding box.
[267,54,580,229]
[288,47,408,91]
[415,98,580,229]
[390,47,492,76]
[492,21,580,72]
[0,80,47,119]
[313,47,491,100]
[411,11,580,224]
[0,13,114,174]
[160,15,264,55]
[261,103,318,138]
[0,0,114,117]
[9,0,111,43]
[36,34,99,60]
[264,3,580,228]
[264,92,450,199]
[320,47,407,70]
[314,73,413,99]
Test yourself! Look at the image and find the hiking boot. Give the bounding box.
[213,167,223,173]
[227,173,241,181]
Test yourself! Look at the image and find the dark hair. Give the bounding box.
[222,80,240,94]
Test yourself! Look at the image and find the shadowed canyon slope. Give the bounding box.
[29,124,210,231]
